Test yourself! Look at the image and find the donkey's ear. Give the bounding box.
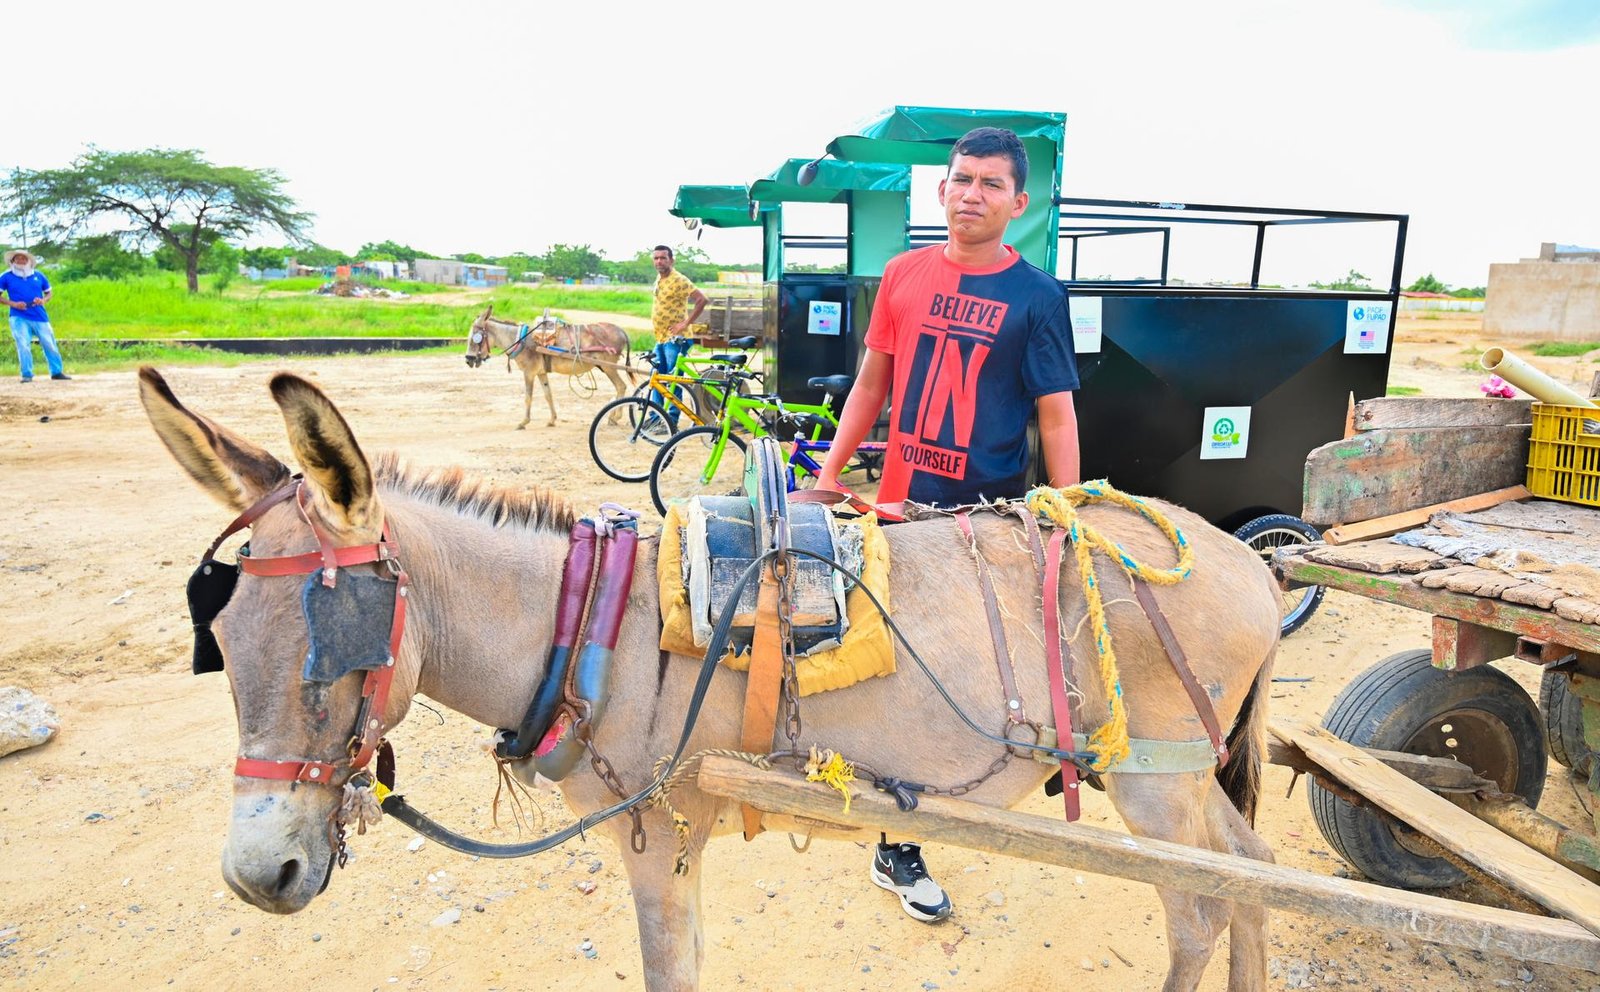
[137,366,292,511]
[268,373,380,535]
[483,303,494,319]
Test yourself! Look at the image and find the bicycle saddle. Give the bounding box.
[807,374,853,394]
[709,353,749,366]
[728,336,758,349]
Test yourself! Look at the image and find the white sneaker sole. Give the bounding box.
[870,862,951,923]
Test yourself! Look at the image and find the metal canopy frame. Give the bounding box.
[1057,197,1409,295]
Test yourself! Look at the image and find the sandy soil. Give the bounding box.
[3,316,1600,992]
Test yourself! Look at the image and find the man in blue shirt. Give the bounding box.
[2,248,69,382]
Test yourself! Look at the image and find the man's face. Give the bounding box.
[9,254,29,268]
[652,250,672,275]
[939,153,1028,246]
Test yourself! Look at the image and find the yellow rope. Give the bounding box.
[803,746,856,814]
[1024,480,1194,773]
[647,748,773,876]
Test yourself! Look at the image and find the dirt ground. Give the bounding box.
[3,315,1600,992]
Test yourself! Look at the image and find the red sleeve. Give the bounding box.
[863,256,901,354]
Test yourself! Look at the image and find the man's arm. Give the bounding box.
[814,348,893,491]
[1037,391,1080,487]
[673,287,709,335]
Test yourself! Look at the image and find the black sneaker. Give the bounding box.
[51,373,71,380]
[870,842,951,922]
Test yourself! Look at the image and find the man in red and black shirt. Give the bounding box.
[815,126,1080,922]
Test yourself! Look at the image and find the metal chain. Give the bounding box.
[586,737,647,853]
[775,552,804,752]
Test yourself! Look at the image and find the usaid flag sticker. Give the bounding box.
[807,300,842,336]
[1200,406,1252,461]
[1344,300,1392,354]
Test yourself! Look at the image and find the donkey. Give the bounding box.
[464,303,634,428]
[138,367,1283,992]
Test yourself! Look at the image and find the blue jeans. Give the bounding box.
[9,316,63,380]
[652,338,692,427]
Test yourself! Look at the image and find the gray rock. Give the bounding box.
[0,687,59,757]
[429,908,461,927]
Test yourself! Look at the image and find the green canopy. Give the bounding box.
[821,105,1067,270]
[824,105,1066,165]
[747,159,910,205]
[668,185,774,228]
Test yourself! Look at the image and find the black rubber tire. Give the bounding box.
[1233,513,1326,637]
[1308,649,1547,889]
[1540,668,1594,776]
[588,397,674,482]
[649,427,748,516]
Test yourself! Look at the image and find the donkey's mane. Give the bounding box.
[372,453,576,534]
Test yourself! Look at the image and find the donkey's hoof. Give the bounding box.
[516,424,528,431]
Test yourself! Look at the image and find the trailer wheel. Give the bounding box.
[1308,648,1547,889]
[1539,668,1594,776]
[1233,514,1325,637]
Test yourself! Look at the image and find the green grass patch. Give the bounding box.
[1386,385,1423,396]
[0,338,462,375]
[1532,341,1600,357]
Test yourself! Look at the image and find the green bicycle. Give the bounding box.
[587,339,759,482]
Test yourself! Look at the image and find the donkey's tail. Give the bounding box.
[1217,641,1277,826]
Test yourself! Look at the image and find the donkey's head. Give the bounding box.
[139,367,415,913]
[464,303,495,367]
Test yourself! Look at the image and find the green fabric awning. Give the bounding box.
[747,159,910,205]
[825,105,1066,164]
[668,185,773,228]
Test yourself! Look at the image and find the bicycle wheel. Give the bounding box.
[589,397,675,482]
[649,427,748,515]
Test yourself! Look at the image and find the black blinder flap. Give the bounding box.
[300,569,398,683]
[186,558,239,674]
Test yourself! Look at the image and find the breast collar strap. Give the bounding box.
[205,478,408,786]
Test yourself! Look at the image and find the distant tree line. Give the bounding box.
[2,148,758,292]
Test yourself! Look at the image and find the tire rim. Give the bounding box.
[1241,525,1320,629]
[1389,705,1522,858]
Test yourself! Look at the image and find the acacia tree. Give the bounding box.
[7,148,311,293]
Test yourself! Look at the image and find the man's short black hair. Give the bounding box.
[653,245,674,259]
[948,127,1028,192]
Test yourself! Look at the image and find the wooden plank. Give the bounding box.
[1266,738,1494,792]
[1353,397,1534,431]
[1274,557,1600,654]
[1322,486,1531,545]
[695,756,1600,970]
[1302,542,1444,573]
[1302,426,1530,526]
[1273,721,1600,938]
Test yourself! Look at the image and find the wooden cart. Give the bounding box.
[1266,394,1600,949]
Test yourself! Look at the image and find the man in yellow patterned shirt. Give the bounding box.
[651,245,708,426]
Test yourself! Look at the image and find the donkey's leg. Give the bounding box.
[541,372,558,426]
[1105,772,1233,992]
[603,366,628,424]
[1204,779,1273,992]
[517,371,533,430]
[608,808,709,992]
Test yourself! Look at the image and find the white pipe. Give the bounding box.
[1480,347,1599,409]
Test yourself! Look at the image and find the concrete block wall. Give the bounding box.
[1484,261,1600,339]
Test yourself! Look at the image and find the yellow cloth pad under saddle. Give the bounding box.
[657,503,895,695]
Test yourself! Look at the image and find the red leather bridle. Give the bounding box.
[202,478,407,787]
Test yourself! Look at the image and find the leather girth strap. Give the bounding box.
[1130,580,1230,768]
[739,559,785,840]
[1042,529,1081,821]
[955,512,1026,724]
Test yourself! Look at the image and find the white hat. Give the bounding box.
[3,248,33,266]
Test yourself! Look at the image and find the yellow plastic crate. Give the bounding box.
[1527,402,1600,506]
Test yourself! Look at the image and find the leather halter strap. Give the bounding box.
[1043,529,1081,820]
[955,512,1026,724]
[1130,580,1229,767]
[208,479,408,785]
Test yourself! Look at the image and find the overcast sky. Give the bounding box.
[20,0,1599,288]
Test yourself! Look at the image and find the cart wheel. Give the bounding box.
[1539,668,1594,776]
[1232,514,1325,637]
[1309,648,1547,889]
